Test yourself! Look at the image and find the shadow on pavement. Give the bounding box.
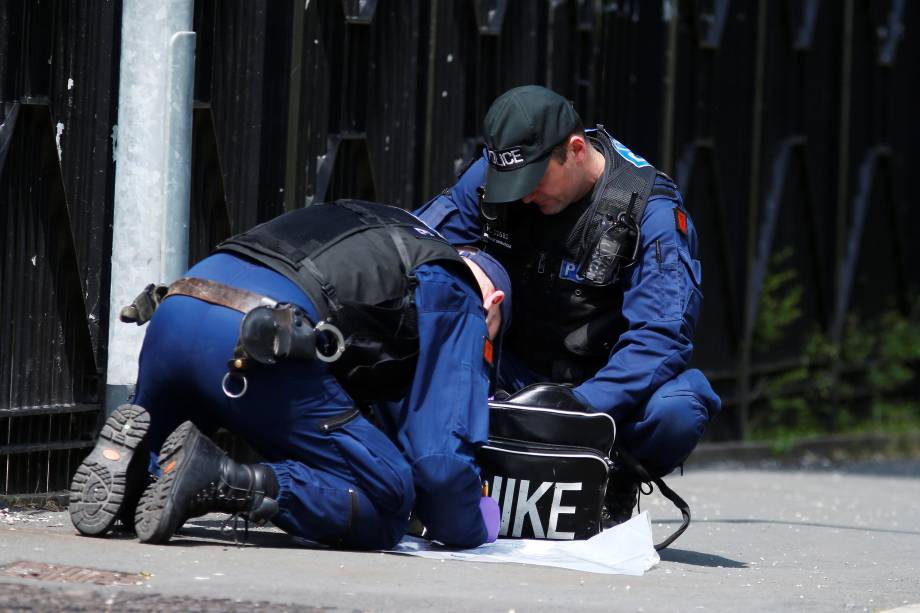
[163,519,307,549]
[658,548,746,568]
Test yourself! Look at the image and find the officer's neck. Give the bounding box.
[572,141,606,203]
[586,140,606,187]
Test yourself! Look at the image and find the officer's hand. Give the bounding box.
[479,496,500,543]
[505,382,588,412]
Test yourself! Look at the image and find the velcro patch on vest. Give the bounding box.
[559,259,587,283]
[674,208,688,236]
[483,337,494,366]
[487,147,527,171]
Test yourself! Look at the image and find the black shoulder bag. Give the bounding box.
[476,384,691,550]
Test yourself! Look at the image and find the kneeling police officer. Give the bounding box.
[415,86,722,525]
[70,199,509,549]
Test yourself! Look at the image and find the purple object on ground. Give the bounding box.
[479,496,500,543]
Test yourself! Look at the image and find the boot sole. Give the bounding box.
[69,405,150,536]
[134,421,201,544]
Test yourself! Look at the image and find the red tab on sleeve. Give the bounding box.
[483,337,494,366]
[674,208,688,236]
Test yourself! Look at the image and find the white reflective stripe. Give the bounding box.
[488,402,617,431]
[481,446,611,471]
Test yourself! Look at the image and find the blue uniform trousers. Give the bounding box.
[134,253,414,549]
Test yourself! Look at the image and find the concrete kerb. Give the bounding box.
[686,430,920,468]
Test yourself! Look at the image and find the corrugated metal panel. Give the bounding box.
[192,0,292,234]
[188,107,231,265]
[0,104,100,495]
[363,1,422,207]
[295,0,425,208]
[0,0,118,496]
[48,0,121,365]
[0,0,120,368]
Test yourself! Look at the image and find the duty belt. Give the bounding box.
[119,277,277,325]
[119,277,346,400]
[165,277,278,313]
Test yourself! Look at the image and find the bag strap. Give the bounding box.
[615,446,691,551]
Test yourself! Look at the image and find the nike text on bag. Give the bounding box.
[477,402,616,540]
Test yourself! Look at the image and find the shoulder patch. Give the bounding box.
[674,208,688,236]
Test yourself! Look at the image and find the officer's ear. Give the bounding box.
[483,289,504,311]
[568,134,590,163]
[483,289,505,340]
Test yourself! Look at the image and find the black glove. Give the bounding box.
[119,283,169,325]
[504,383,588,413]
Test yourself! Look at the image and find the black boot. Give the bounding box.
[69,404,151,536]
[134,421,279,544]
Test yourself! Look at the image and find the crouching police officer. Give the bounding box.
[414,86,722,525]
[70,199,509,549]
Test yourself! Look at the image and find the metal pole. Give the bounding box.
[163,30,197,283]
[105,0,196,415]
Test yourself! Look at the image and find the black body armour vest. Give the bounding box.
[481,129,673,383]
[217,199,477,402]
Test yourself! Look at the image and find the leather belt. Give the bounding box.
[166,277,278,314]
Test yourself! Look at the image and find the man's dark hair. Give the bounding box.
[550,118,586,164]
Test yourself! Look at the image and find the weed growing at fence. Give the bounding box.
[750,250,920,442]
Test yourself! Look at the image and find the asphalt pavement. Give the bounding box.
[1,458,919,612]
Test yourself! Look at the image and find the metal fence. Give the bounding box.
[1,0,917,496]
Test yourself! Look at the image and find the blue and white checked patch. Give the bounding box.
[612,138,650,168]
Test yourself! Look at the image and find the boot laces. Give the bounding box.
[219,513,251,545]
[198,476,266,545]
[191,477,256,509]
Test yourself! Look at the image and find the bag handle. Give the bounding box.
[615,446,691,551]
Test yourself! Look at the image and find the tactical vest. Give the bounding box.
[481,128,674,383]
[218,199,477,402]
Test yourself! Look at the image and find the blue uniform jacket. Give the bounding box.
[374,263,492,547]
[414,145,708,422]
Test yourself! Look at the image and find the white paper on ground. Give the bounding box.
[387,511,659,575]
